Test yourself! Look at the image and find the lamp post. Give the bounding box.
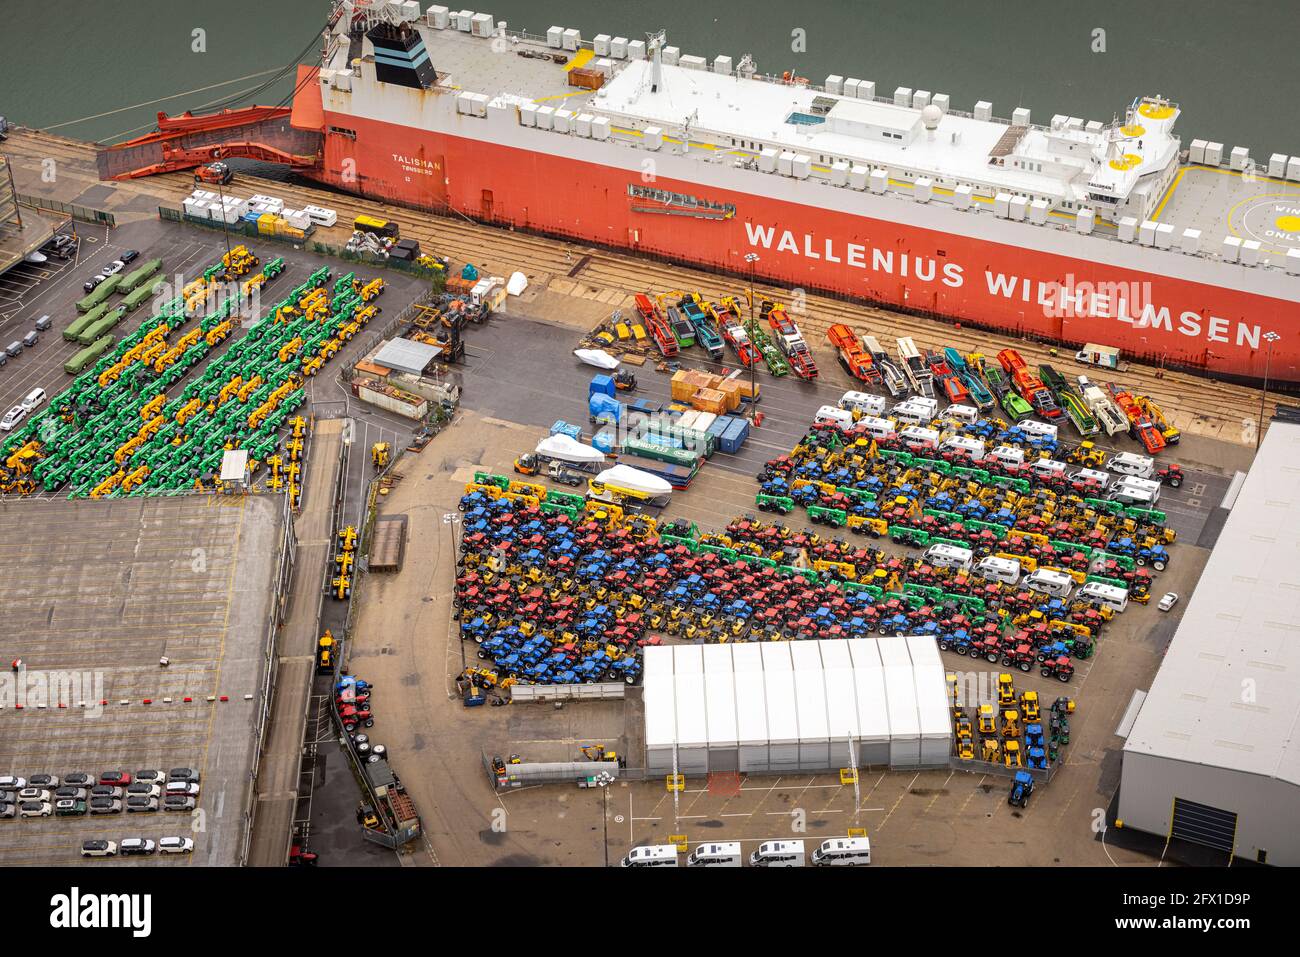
[1258,331,1280,450]
[442,511,466,669]
[745,252,760,421]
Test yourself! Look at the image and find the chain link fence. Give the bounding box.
[19,193,116,227]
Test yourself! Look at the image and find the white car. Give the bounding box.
[0,775,27,790]
[158,836,194,854]
[1157,592,1180,612]
[165,781,200,797]
[0,405,27,432]
[102,260,126,276]
[17,788,51,803]
[81,840,117,858]
[19,801,52,818]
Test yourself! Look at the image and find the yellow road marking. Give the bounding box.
[564,48,595,72]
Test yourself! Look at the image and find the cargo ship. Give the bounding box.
[98,0,1300,383]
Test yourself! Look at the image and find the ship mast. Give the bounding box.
[647,29,666,93]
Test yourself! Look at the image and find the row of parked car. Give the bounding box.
[81,836,194,858]
[80,248,141,292]
[0,769,200,819]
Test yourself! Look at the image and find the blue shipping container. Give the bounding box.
[719,417,750,455]
[589,374,616,398]
[592,430,616,454]
[550,420,582,440]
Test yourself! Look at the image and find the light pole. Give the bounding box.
[442,511,466,669]
[1258,331,1280,450]
[745,252,760,421]
[213,151,233,265]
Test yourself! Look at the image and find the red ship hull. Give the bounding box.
[305,111,1300,384]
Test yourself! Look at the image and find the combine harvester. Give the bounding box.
[763,301,818,379]
[978,355,1033,420]
[1077,376,1130,437]
[864,335,909,397]
[1038,365,1099,436]
[997,349,1062,420]
[1108,384,1168,453]
[826,324,881,385]
[633,293,677,357]
[896,337,935,398]
[944,348,995,413]
[712,298,759,367]
[925,350,970,404]
[681,294,725,361]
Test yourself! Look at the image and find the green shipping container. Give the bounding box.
[118,259,163,293]
[65,335,115,374]
[65,303,110,341]
[622,437,701,469]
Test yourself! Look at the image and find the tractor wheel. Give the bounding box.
[938,641,950,651]
[1019,662,1032,673]
[476,650,487,659]
[1135,556,1147,566]
[1041,668,1052,678]
[986,652,999,663]
[1169,478,1182,488]
[1058,672,1072,683]
[1153,560,1167,571]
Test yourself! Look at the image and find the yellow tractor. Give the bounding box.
[977,704,997,735]
[1019,691,1041,723]
[1001,709,1022,739]
[338,526,358,552]
[317,631,335,673]
[331,574,352,600]
[1003,740,1023,768]
[997,673,1017,708]
[371,441,390,471]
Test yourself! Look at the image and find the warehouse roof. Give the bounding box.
[643,637,948,752]
[371,337,440,376]
[1124,414,1300,787]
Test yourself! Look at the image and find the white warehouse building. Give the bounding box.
[1118,413,1300,865]
[643,636,951,774]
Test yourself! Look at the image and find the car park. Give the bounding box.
[1158,592,1179,612]
[158,836,194,854]
[88,797,121,814]
[19,801,52,818]
[126,796,159,813]
[54,799,86,816]
[163,794,196,812]
[119,837,156,856]
[81,840,117,858]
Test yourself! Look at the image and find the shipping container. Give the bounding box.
[589,374,616,398]
[64,335,115,374]
[356,383,428,420]
[622,436,702,469]
[354,214,399,238]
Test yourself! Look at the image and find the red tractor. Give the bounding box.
[1157,463,1184,488]
[1040,656,1075,682]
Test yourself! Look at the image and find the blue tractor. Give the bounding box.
[1008,770,1035,808]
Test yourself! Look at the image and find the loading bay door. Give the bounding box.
[1170,797,1238,853]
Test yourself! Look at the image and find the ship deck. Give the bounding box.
[1155,164,1300,261]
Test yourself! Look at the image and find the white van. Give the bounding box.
[1070,467,1111,488]
[942,404,980,425]
[1018,419,1059,442]
[1078,581,1129,613]
[621,844,680,867]
[892,397,939,425]
[301,204,338,227]
[1023,568,1074,598]
[988,445,1026,468]
[814,405,855,429]
[811,837,872,866]
[939,435,986,462]
[900,425,940,452]
[1108,451,1155,480]
[924,542,974,571]
[858,416,897,441]
[838,390,886,419]
[1113,475,1161,501]
[750,840,805,867]
[21,388,46,412]
[686,842,742,867]
[1029,459,1069,482]
[974,555,1021,585]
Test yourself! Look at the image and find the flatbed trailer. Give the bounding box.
[745,319,789,376]
[763,301,818,379]
[864,335,909,397]
[945,348,995,411]
[897,337,934,398]
[663,302,696,349]
[713,299,759,367]
[998,348,1061,419]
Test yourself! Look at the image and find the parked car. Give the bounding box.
[28,774,60,789]
[98,771,132,787]
[162,795,195,812]
[168,768,200,784]
[126,796,158,813]
[64,772,93,787]
[0,406,28,432]
[134,769,165,785]
[101,260,125,276]
[33,315,53,331]
[158,836,194,854]
[54,799,87,816]
[127,783,161,799]
[119,837,156,856]
[17,788,51,803]
[165,781,200,797]
[0,804,15,819]
[81,840,117,858]
[88,798,121,814]
[90,785,123,800]
[53,787,88,801]
[82,275,105,293]
[0,775,28,790]
[1157,592,1180,612]
[19,801,52,818]
[120,249,140,264]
